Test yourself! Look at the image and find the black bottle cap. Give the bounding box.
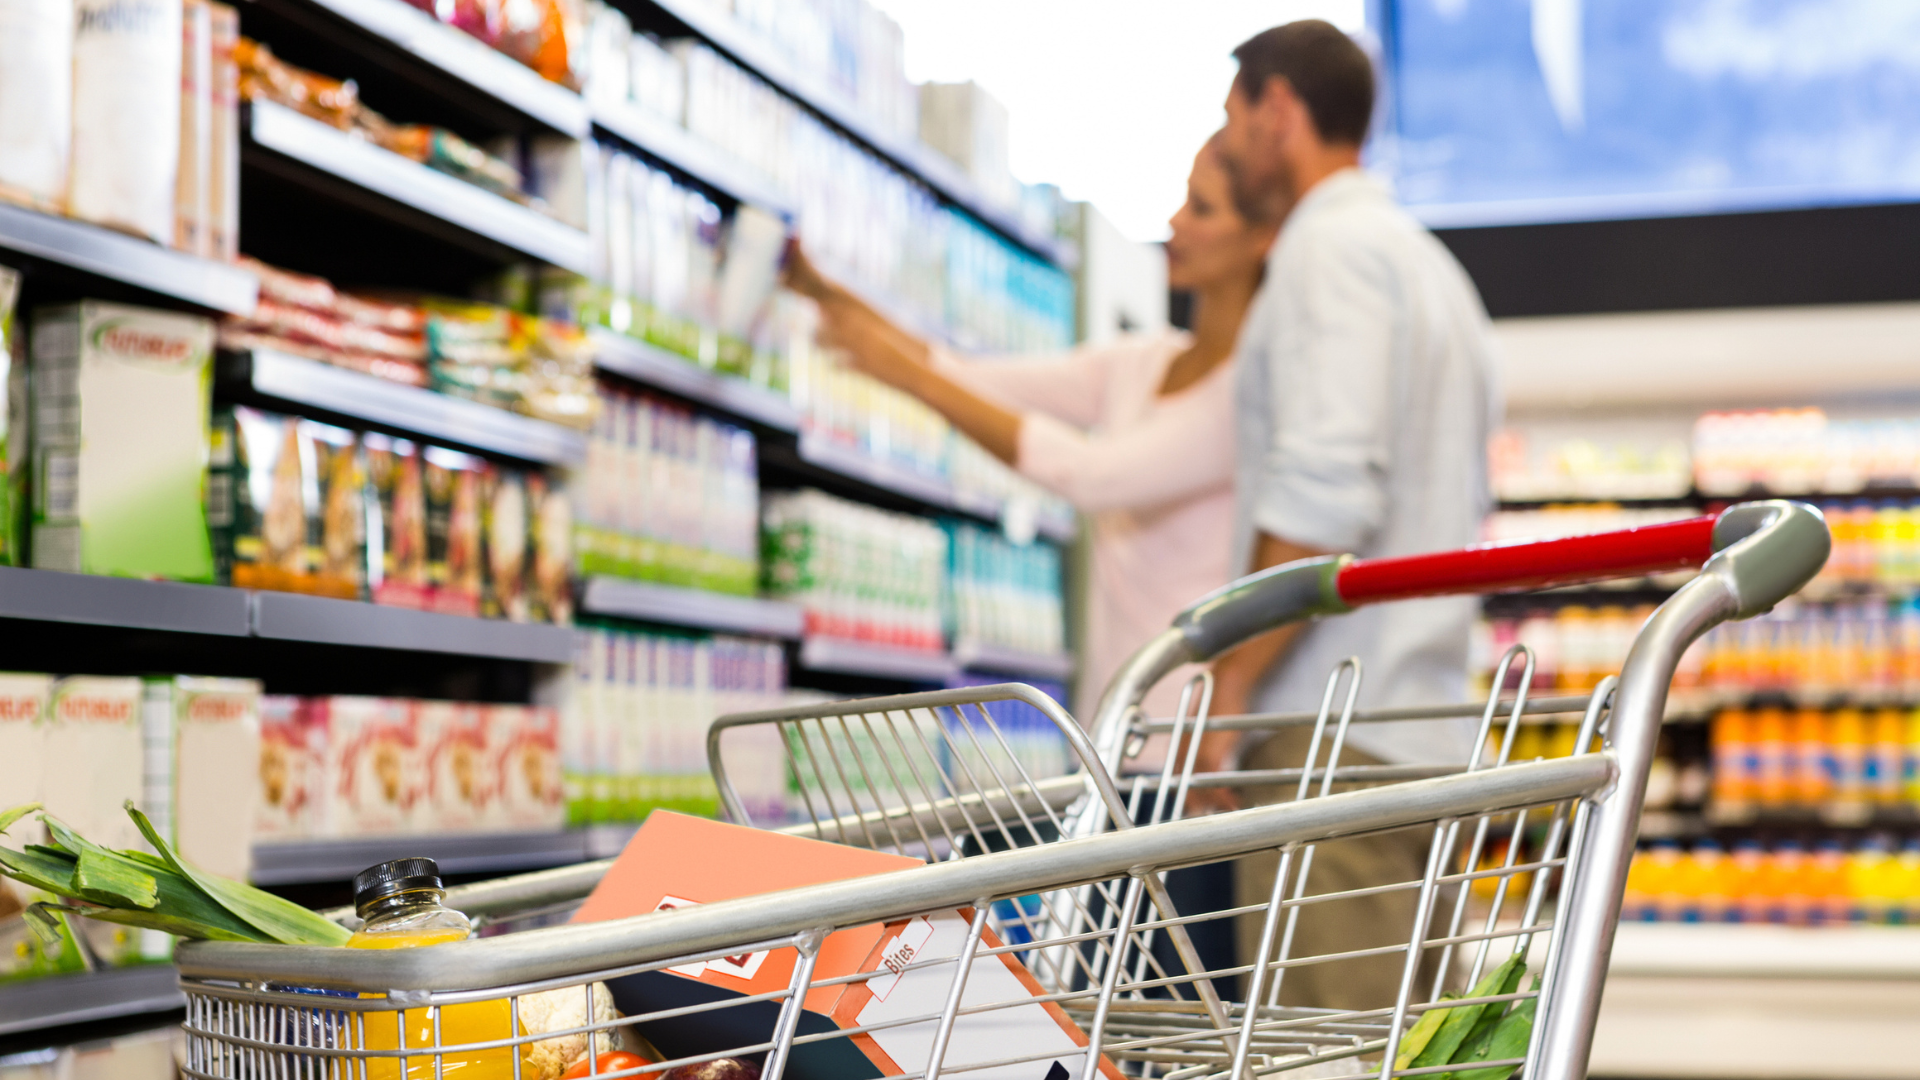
[352,858,443,913]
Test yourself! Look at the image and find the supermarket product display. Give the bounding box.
[762,488,948,651]
[0,0,241,256]
[222,258,430,387]
[1624,838,1920,925]
[577,385,759,595]
[581,5,1075,355]
[946,520,1066,658]
[210,404,573,622]
[256,695,565,840]
[565,627,787,825]
[403,0,582,87]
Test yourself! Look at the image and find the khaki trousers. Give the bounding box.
[1233,727,1438,1012]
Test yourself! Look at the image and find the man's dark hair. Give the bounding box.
[1233,20,1374,146]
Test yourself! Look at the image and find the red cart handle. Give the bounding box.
[1336,515,1717,606]
[1170,500,1830,663]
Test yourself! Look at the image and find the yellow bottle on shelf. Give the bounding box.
[346,858,520,1079]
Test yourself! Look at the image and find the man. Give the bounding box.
[1198,20,1501,1010]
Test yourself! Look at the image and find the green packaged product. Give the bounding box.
[0,264,22,567]
[30,301,216,582]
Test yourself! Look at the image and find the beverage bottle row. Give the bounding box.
[577,386,760,596]
[947,521,1066,657]
[1624,838,1920,925]
[1708,706,1920,811]
[1815,499,1920,590]
[761,489,948,651]
[1694,408,1920,497]
[1692,597,1920,697]
[565,625,788,825]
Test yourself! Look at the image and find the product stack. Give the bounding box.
[579,5,1076,355]
[1623,838,1920,926]
[0,672,261,979]
[255,696,565,842]
[0,0,241,256]
[946,520,1066,658]
[576,384,760,596]
[565,626,787,825]
[761,489,948,652]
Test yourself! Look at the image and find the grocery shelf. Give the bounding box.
[253,0,590,136]
[250,591,576,662]
[0,965,184,1038]
[592,103,793,216]
[580,577,804,639]
[0,567,252,637]
[644,0,1074,269]
[251,830,591,885]
[245,100,591,272]
[224,347,589,466]
[951,640,1075,681]
[0,202,258,316]
[591,328,799,431]
[798,636,957,682]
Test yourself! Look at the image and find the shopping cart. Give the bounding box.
[171,499,1828,1080]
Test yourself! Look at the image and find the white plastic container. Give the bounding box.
[0,0,74,211]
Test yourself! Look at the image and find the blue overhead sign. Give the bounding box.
[1373,0,1920,226]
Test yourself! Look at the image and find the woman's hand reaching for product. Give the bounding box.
[779,236,833,302]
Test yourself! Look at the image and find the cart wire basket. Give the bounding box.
[172,500,1828,1080]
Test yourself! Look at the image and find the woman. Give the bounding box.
[783,139,1279,723]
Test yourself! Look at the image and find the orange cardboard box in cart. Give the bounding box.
[574,812,1122,1080]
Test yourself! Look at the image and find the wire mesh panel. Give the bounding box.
[178,657,1617,1080]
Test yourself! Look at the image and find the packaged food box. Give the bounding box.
[0,265,21,567]
[415,700,492,834]
[576,812,1113,1080]
[42,676,144,852]
[0,673,50,839]
[485,704,564,831]
[30,301,216,582]
[150,676,260,880]
[310,696,416,837]
[527,470,573,625]
[221,408,364,598]
[481,464,529,622]
[365,432,428,609]
[423,445,482,616]
[254,694,316,840]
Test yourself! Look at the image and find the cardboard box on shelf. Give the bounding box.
[42,676,143,852]
[365,432,428,609]
[222,408,364,598]
[424,446,483,617]
[527,470,572,625]
[415,700,492,834]
[0,673,51,835]
[310,696,416,837]
[164,676,261,879]
[30,302,216,582]
[481,465,530,623]
[485,704,564,831]
[254,694,317,841]
[575,812,1112,1080]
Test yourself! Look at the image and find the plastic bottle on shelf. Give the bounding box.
[1763,842,1809,925]
[1728,840,1768,923]
[1684,840,1729,922]
[1644,841,1687,923]
[1894,841,1920,925]
[1846,837,1893,925]
[1869,707,1906,806]
[1808,841,1851,926]
[1710,708,1752,809]
[1829,706,1868,812]
[1752,707,1792,808]
[1789,707,1830,808]
[1905,706,1920,805]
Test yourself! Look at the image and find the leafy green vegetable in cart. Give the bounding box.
[0,801,349,946]
[1401,955,1528,1071]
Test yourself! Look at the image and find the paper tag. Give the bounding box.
[654,895,770,980]
[862,916,937,1003]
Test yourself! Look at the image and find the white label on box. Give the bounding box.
[862,915,937,1003]
[653,895,770,980]
[856,909,1083,1080]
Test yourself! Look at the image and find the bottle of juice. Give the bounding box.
[1828,707,1867,815]
[1790,708,1831,808]
[1869,707,1905,807]
[348,859,519,1079]
[1728,840,1767,923]
[1752,707,1791,808]
[1710,709,1751,810]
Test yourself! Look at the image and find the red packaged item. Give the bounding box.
[336,292,427,334]
[240,255,336,311]
[337,320,428,362]
[367,433,430,609]
[425,446,484,617]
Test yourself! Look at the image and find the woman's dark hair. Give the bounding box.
[1232,20,1374,146]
